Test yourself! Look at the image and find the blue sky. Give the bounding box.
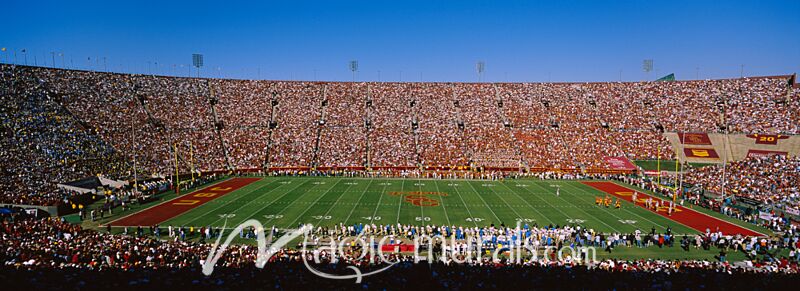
[2,0,798,82]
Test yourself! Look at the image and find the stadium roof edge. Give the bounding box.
[1,63,794,86]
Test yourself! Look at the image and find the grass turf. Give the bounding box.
[137,177,757,236]
[88,177,782,261]
[634,160,714,171]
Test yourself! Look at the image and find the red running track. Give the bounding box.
[581,181,764,236]
[110,177,260,226]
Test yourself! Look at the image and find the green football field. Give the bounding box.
[149,177,745,235]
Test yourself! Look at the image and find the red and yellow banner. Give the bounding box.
[683,148,719,159]
[677,132,712,145]
[746,134,789,145]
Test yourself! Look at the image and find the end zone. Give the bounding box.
[110,177,260,226]
[581,181,764,236]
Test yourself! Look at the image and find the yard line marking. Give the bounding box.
[343,179,376,224]
[464,181,502,223]
[313,181,357,226]
[202,178,315,227]
[496,182,554,225]
[368,180,390,224]
[260,178,344,227]
[509,181,576,225]
[108,177,236,226]
[447,179,479,227]
[395,179,405,224]
[482,181,527,223]
[112,177,259,226]
[432,179,451,226]
[525,181,621,233]
[230,178,325,227]
[178,177,300,226]
[562,182,667,231]
[285,179,348,228]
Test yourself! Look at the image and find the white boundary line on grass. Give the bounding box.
[482,181,528,223]
[313,180,359,225]
[496,182,555,225]
[367,180,390,224]
[431,179,452,226]
[182,178,306,226]
[254,178,339,227]
[343,179,375,224]
[464,180,503,223]
[395,180,405,224]
[525,181,621,233]
[505,180,585,226]
[208,178,318,227]
[447,180,480,227]
[607,181,766,236]
[106,177,235,227]
[285,179,348,228]
[561,182,667,230]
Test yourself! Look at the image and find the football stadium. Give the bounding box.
[2,1,800,289]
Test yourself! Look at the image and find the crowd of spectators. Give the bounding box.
[1,64,798,206]
[2,215,800,289]
[0,65,128,206]
[685,155,800,211]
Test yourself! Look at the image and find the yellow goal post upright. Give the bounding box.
[174,143,180,195]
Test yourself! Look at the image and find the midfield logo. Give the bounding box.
[388,191,448,207]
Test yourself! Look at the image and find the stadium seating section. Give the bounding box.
[1,64,799,206]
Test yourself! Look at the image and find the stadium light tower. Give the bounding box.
[642,59,653,81]
[476,61,485,82]
[192,53,204,78]
[349,60,358,82]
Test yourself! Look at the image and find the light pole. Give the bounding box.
[476,61,485,82]
[349,60,358,82]
[643,59,653,81]
[192,54,203,78]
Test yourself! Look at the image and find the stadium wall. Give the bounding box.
[665,132,800,164]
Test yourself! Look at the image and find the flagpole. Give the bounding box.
[674,150,679,202]
[656,147,661,185]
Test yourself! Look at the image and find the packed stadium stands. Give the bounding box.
[2,63,799,288]
[1,64,798,207]
[1,215,798,289]
[685,155,800,209]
